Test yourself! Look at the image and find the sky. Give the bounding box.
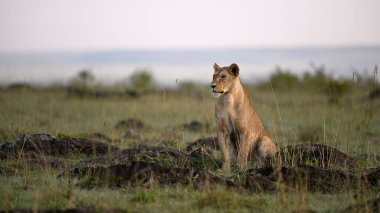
[0,0,380,53]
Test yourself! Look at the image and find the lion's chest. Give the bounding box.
[215,95,245,133]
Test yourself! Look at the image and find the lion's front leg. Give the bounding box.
[237,133,255,170]
[217,130,232,173]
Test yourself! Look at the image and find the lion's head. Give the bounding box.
[210,63,240,97]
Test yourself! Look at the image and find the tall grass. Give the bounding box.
[0,67,379,212]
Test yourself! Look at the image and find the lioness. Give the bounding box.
[211,63,278,171]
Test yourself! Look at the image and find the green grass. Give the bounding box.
[0,171,363,212]
[0,82,379,212]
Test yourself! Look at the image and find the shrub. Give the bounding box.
[269,67,300,90]
[302,65,330,91]
[177,81,204,98]
[69,69,96,89]
[298,126,324,143]
[128,69,156,94]
[324,79,353,104]
[302,64,353,104]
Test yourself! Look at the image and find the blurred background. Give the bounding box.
[0,0,379,86]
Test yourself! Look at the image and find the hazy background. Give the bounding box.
[0,0,379,86]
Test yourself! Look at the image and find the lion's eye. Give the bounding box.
[221,75,226,80]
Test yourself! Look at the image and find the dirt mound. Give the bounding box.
[56,140,380,193]
[247,165,358,193]
[59,144,240,190]
[369,87,380,99]
[186,138,356,170]
[0,166,18,176]
[62,160,241,191]
[339,197,380,213]
[64,160,194,188]
[186,137,219,151]
[14,152,68,170]
[0,134,119,171]
[362,167,380,187]
[280,144,356,170]
[76,145,189,168]
[75,145,219,173]
[244,174,279,193]
[84,132,113,143]
[64,158,364,193]
[114,118,144,129]
[187,147,221,170]
[0,207,126,213]
[0,134,119,157]
[182,120,204,131]
[2,134,375,194]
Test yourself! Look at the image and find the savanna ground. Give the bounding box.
[0,67,380,212]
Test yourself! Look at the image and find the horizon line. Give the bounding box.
[1,44,380,55]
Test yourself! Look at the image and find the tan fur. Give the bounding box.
[211,63,278,172]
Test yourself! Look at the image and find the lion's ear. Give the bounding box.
[229,63,239,77]
[213,63,221,72]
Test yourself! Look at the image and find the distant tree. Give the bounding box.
[303,64,329,91]
[302,63,353,104]
[70,69,96,88]
[178,81,197,93]
[128,69,156,93]
[269,66,300,90]
[77,69,95,85]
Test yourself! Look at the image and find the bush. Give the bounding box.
[269,67,300,90]
[302,64,330,91]
[302,64,353,104]
[128,69,156,94]
[177,81,204,97]
[324,80,353,104]
[298,126,324,143]
[69,69,96,89]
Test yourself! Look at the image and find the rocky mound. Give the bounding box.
[0,134,119,158]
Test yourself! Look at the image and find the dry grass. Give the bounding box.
[0,79,379,212]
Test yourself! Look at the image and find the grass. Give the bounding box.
[0,171,362,212]
[0,77,380,212]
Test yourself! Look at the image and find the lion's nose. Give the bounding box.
[210,84,216,89]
